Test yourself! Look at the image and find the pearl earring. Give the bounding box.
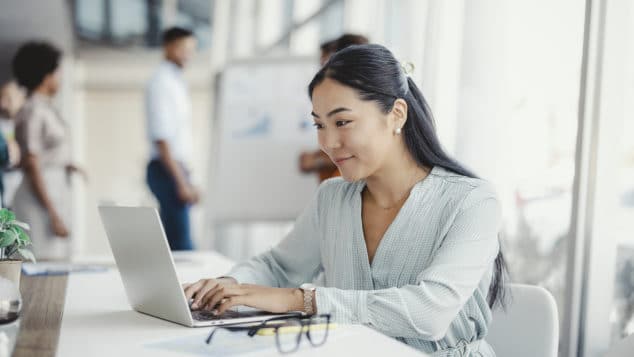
[395,127,402,135]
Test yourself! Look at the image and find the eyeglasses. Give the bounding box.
[205,314,332,354]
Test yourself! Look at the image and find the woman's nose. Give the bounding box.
[320,131,342,151]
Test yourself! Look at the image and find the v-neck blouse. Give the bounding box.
[228,166,502,356]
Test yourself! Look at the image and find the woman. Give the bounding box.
[299,33,369,183]
[185,44,506,356]
[11,42,84,260]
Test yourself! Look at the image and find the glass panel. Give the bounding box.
[453,0,585,328]
[110,0,147,44]
[610,2,634,342]
[318,0,344,44]
[75,0,106,40]
[72,0,212,48]
[500,0,583,317]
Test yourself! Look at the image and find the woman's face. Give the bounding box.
[43,67,61,95]
[311,78,404,182]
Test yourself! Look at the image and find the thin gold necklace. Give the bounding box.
[367,170,426,210]
[376,192,410,210]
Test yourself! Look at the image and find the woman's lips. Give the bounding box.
[334,156,354,164]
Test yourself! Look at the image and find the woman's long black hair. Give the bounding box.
[308,44,508,308]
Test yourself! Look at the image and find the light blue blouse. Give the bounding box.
[227,166,501,356]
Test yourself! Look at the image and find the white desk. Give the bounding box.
[57,251,427,356]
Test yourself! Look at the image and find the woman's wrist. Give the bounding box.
[289,288,317,314]
[290,288,305,312]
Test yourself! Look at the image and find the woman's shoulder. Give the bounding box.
[316,177,360,199]
[16,96,52,123]
[311,177,364,213]
[429,166,498,207]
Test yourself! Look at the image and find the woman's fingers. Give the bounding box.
[204,286,233,311]
[215,295,248,315]
[200,284,226,310]
[203,285,247,311]
[183,279,206,300]
[191,281,220,309]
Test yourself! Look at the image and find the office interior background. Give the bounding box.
[0,0,632,356]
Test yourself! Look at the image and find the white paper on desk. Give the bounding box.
[146,331,277,356]
[21,262,108,276]
[145,326,357,356]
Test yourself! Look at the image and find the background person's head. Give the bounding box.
[162,27,196,68]
[0,81,25,119]
[319,39,338,66]
[12,41,62,96]
[318,33,369,66]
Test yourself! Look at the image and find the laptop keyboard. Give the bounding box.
[191,309,268,321]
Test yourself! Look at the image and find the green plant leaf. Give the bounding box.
[0,210,32,259]
[13,220,30,231]
[0,230,16,248]
[11,227,22,242]
[16,227,31,245]
[0,209,15,224]
[13,226,24,240]
[10,228,20,246]
[17,248,36,263]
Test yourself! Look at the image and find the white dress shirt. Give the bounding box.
[145,60,193,166]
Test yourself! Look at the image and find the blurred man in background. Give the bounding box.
[145,27,199,251]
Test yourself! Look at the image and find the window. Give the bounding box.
[73,0,212,48]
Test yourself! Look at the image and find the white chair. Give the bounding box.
[487,283,559,357]
[604,333,634,357]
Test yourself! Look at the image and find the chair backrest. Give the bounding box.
[487,283,559,357]
[604,333,634,357]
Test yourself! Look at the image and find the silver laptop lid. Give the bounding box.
[98,206,194,327]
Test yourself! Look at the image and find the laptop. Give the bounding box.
[98,205,299,327]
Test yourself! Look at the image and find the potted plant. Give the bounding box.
[0,208,34,289]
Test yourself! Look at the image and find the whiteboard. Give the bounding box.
[209,57,321,222]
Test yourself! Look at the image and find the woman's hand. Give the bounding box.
[65,163,88,183]
[184,278,304,315]
[183,277,238,310]
[206,284,303,315]
[49,211,69,237]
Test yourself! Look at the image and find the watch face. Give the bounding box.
[301,283,316,290]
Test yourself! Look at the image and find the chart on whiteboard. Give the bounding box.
[211,58,320,221]
[220,64,315,142]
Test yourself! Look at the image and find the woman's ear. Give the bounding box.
[391,98,408,129]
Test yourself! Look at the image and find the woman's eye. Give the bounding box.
[336,120,350,127]
[313,123,324,130]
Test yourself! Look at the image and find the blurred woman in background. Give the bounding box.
[11,42,85,260]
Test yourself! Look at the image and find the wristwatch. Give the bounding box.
[299,283,316,315]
